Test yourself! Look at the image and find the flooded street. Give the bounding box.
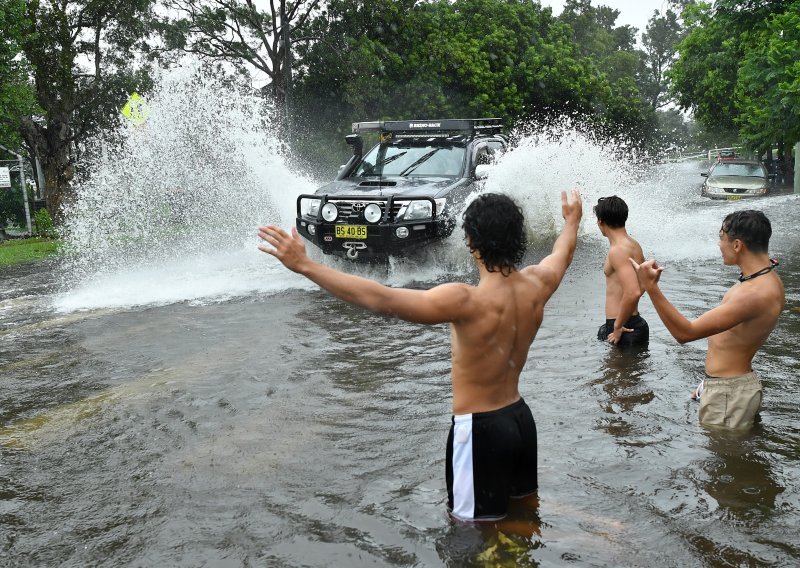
[2,158,799,566]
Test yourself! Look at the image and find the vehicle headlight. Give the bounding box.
[364,203,382,223]
[402,200,433,220]
[434,198,446,216]
[321,202,338,222]
[302,198,321,216]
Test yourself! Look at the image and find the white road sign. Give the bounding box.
[0,167,10,187]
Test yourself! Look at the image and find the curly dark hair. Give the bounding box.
[721,210,771,254]
[462,193,527,275]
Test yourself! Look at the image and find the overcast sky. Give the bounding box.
[540,0,672,35]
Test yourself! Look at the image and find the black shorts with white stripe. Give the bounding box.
[446,397,538,521]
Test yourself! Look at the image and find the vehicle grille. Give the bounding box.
[328,199,405,222]
[724,188,748,194]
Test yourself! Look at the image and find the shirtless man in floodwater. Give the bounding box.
[258,190,582,521]
[594,196,648,347]
[631,210,784,429]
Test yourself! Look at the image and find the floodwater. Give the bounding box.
[2,159,799,567]
[1,70,799,565]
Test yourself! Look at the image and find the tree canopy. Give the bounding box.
[639,8,682,110]
[670,0,799,153]
[158,0,324,104]
[290,0,657,171]
[19,0,157,218]
[10,0,799,220]
[0,0,36,150]
[735,3,800,151]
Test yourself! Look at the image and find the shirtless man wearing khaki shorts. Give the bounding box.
[630,210,785,429]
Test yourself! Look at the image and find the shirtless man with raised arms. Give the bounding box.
[594,196,648,347]
[631,210,784,429]
[258,190,583,521]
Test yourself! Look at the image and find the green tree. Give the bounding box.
[158,0,324,111]
[670,0,797,158]
[0,0,36,149]
[557,0,655,145]
[655,108,690,150]
[639,8,682,110]
[287,0,414,174]
[668,2,740,137]
[19,0,156,221]
[558,0,639,84]
[735,3,800,154]
[294,0,654,144]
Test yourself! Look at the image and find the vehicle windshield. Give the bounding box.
[354,144,465,177]
[711,163,764,177]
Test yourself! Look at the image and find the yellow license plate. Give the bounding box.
[335,225,367,239]
[727,195,742,201]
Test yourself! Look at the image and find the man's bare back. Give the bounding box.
[449,268,551,414]
[603,238,645,319]
[259,190,583,520]
[594,196,648,347]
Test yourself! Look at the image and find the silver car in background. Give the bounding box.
[701,160,774,200]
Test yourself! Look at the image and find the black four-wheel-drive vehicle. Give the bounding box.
[296,118,507,261]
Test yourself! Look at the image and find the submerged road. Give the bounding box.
[1,161,799,566]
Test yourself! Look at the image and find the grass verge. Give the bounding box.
[0,237,60,266]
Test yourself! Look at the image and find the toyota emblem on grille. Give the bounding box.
[352,202,365,212]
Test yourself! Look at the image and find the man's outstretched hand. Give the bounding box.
[561,189,583,225]
[629,258,664,294]
[258,225,310,274]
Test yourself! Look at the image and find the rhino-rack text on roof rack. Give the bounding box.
[351,118,502,138]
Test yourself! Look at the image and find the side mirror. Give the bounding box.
[475,164,491,180]
[768,174,776,180]
[700,172,708,177]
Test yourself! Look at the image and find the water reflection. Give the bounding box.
[592,346,655,439]
[681,427,789,565]
[698,428,783,521]
[437,496,543,567]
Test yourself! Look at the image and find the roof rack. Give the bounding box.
[352,118,502,138]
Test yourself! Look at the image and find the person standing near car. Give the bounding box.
[594,196,649,348]
[630,210,784,429]
[258,190,583,521]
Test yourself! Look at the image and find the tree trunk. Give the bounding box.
[20,114,74,223]
[42,146,73,221]
[782,142,794,186]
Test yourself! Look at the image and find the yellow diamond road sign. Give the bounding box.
[121,92,150,125]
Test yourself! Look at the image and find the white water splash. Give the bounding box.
[481,121,778,263]
[56,65,317,311]
[57,85,749,312]
[485,123,633,243]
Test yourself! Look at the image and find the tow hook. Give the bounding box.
[343,242,367,259]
